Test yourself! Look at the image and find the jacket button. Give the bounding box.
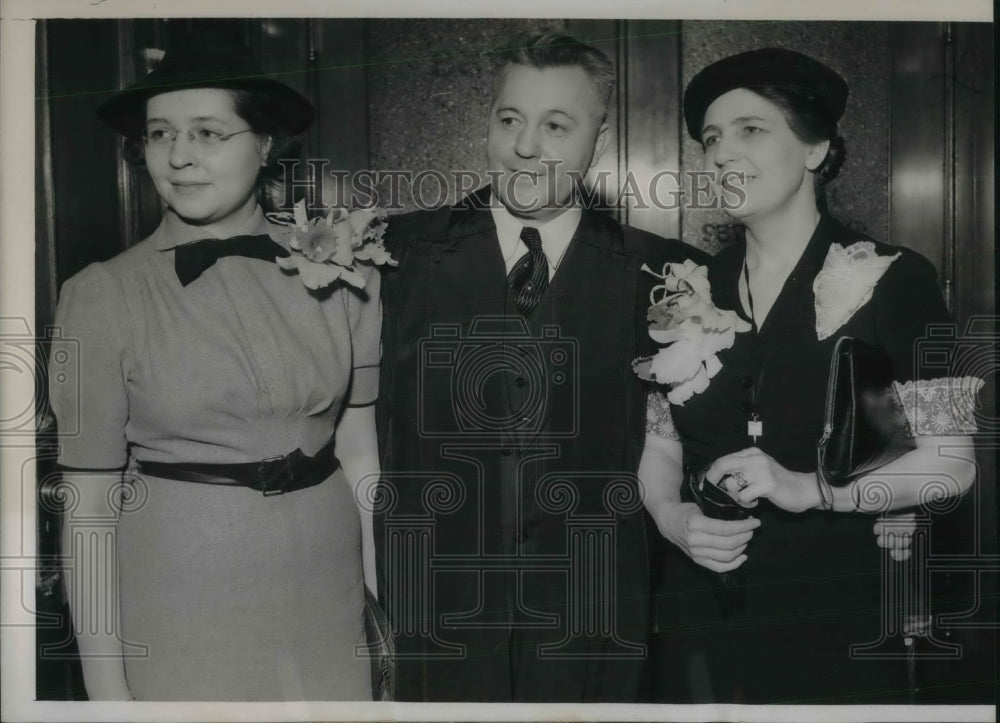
[741,375,755,389]
[514,376,528,388]
[501,445,514,456]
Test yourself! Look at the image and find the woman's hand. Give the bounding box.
[60,471,133,702]
[874,512,917,562]
[705,447,821,514]
[649,499,760,573]
[337,405,380,599]
[639,433,758,573]
[80,667,134,701]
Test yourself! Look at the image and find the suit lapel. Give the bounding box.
[520,210,638,448]
[409,194,640,452]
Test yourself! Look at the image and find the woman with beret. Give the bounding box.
[639,48,981,702]
[49,38,381,701]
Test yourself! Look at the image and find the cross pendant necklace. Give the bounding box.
[743,259,764,443]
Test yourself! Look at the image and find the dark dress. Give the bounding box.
[376,187,707,702]
[649,215,953,704]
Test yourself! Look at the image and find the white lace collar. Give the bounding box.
[813,241,900,340]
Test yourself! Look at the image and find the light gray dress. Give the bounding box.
[51,206,379,701]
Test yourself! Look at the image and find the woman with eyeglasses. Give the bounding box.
[638,48,981,703]
[48,37,381,701]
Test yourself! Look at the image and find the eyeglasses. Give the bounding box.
[142,123,255,153]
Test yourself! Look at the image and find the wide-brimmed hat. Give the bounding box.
[97,38,314,136]
[683,48,848,142]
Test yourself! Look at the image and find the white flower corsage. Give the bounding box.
[633,259,752,405]
[268,200,397,290]
[813,241,899,340]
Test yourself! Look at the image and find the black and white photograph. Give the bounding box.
[1,1,996,721]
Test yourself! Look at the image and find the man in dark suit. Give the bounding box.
[375,31,706,702]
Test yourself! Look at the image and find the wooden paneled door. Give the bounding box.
[889,22,996,703]
[564,20,682,239]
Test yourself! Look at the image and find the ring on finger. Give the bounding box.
[733,471,750,491]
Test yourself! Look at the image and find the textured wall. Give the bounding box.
[680,21,891,254]
[367,19,568,211]
[366,20,891,244]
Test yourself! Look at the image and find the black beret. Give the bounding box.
[683,48,848,141]
[97,35,314,137]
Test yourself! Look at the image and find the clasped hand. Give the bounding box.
[705,447,917,561]
[652,500,759,573]
[705,446,820,513]
[874,512,917,562]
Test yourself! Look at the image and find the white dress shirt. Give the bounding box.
[489,196,582,281]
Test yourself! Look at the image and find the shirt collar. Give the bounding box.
[489,192,582,269]
[151,205,273,250]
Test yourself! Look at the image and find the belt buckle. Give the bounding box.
[259,454,294,496]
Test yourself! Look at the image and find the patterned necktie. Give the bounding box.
[507,226,548,317]
[173,234,290,286]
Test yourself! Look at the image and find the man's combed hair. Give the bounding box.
[490,31,615,117]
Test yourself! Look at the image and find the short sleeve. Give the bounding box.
[50,264,129,468]
[346,265,382,407]
[874,250,983,435]
[646,389,680,441]
[872,250,951,383]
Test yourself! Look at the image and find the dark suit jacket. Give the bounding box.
[376,187,708,702]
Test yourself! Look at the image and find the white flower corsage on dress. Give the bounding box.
[633,259,752,405]
[813,241,900,340]
[267,200,396,290]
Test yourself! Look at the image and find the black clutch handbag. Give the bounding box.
[816,336,916,508]
[686,468,753,521]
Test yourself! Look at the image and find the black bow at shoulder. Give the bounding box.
[173,234,290,286]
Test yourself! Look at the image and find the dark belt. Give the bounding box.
[136,438,339,495]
